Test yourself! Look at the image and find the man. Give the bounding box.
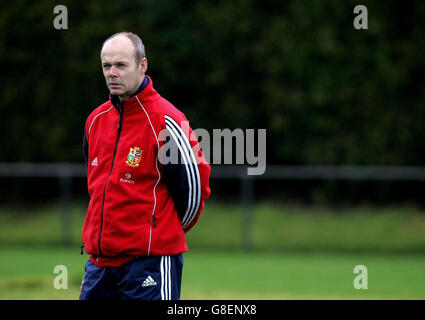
[80,32,211,300]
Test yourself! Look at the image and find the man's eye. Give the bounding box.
[103,64,110,69]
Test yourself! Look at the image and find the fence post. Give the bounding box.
[240,172,254,252]
[59,168,72,245]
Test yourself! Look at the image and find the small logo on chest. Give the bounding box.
[120,172,135,184]
[91,157,98,166]
[126,146,142,167]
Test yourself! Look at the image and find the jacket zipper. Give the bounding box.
[148,213,157,255]
[98,105,124,256]
[135,96,159,256]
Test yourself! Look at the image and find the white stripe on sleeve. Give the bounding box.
[165,115,201,229]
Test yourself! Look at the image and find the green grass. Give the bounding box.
[187,202,425,253]
[0,247,86,299]
[183,251,425,299]
[1,247,425,299]
[1,202,425,299]
[2,201,425,253]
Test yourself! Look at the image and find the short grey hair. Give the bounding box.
[102,32,146,64]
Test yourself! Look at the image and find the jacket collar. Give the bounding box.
[110,75,157,111]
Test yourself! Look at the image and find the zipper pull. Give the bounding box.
[80,244,84,255]
[152,215,157,228]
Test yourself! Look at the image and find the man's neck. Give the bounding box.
[119,78,144,102]
[112,76,149,105]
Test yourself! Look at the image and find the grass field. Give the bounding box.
[1,247,425,299]
[1,202,425,299]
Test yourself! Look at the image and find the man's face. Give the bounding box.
[101,36,147,99]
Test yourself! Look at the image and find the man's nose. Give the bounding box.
[107,66,119,78]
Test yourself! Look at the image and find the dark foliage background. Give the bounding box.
[1,0,424,204]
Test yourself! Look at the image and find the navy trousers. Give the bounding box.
[79,254,183,300]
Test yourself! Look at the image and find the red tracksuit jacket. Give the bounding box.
[82,76,211,267]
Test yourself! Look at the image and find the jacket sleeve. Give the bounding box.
[161,115,211,233]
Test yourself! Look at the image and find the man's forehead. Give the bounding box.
[101,36,135,61]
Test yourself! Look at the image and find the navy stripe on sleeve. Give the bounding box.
[164,115,201,229]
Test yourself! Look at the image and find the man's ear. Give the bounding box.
[140,57,148,75]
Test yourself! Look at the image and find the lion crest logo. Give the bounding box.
[126,147,142,167]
